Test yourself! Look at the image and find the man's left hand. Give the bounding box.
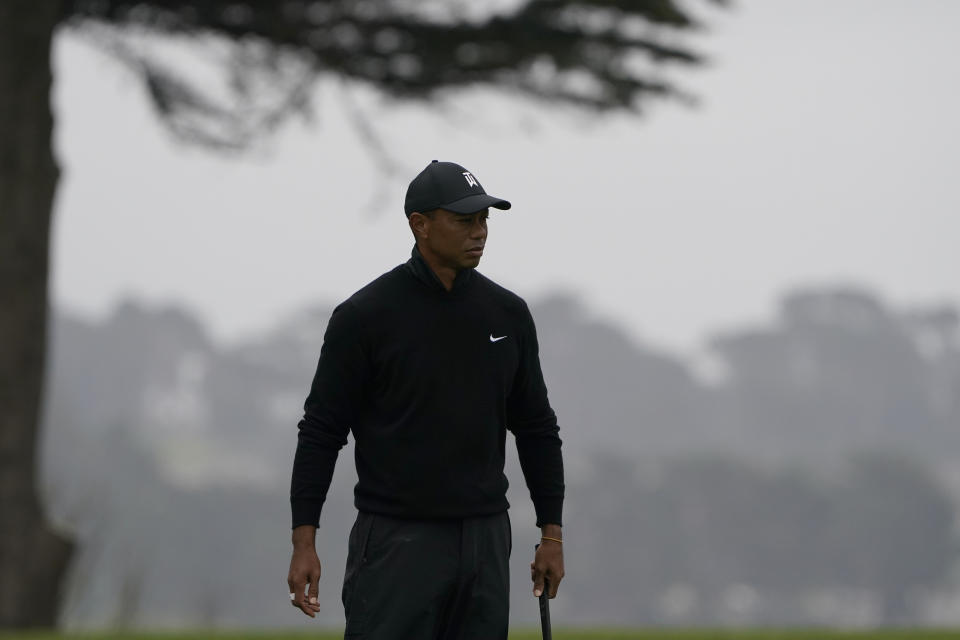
[531,524,564,599]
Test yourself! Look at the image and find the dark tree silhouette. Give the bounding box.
[0,0,725,627]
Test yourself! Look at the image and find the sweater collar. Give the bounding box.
[405,245,476,293]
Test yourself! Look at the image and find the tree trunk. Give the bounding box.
[0,1,73,628]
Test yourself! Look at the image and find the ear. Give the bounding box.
[408,212,430,240]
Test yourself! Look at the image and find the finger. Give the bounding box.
[299,595,316,618]
[290,577,314,617]
[532,566,545,598]
[307,570,321,611]
[289,594,307,614]
[290,577,305,606]
[548,572,561,599]
[296,597,315,617]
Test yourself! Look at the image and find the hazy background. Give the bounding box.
[52,0,960,357]
[38,0,960,631]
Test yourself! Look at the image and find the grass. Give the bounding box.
[3,630,960,640]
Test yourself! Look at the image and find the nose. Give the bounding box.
[470,218,487,240]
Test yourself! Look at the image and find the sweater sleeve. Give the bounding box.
[290,301,369,528]
[507,301,565,527]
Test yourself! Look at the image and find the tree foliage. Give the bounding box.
[65,0,726,147]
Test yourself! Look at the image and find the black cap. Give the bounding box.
[404,160,511,217]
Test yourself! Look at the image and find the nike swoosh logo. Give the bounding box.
[489,334,508,343]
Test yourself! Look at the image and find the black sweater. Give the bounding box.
[290,247,564,528]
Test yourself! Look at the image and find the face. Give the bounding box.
[412,208,489,271]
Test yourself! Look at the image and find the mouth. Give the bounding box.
[465,246,484,256]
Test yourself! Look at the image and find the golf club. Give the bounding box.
[535,543,552,640]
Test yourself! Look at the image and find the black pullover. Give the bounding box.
[290,247,564,529]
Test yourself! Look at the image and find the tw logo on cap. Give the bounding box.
[462,171,479,188]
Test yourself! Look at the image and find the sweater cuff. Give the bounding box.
[533,496,563,528]
[291,498,324,529]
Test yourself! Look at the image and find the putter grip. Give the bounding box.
[535,543,552,640]
[539,582,552,638]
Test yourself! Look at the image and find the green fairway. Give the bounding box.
[3,630,960,640]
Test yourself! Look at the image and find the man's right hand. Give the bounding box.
[287,525,322,618]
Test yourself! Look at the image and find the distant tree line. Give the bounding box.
[562,451,955,624]
[536,286,960,461]
[40,285,960,626]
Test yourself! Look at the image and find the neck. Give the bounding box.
[416,243,458,291]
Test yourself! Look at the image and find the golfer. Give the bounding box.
[287,160,565,639]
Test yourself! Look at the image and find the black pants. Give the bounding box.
[341,510,511,640]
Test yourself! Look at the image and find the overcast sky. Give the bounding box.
[51,0,960,357]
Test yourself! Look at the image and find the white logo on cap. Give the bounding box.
[462,171,479,188]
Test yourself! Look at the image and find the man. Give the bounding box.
[287,160,565,639]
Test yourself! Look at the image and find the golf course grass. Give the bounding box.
[3,630,960,640]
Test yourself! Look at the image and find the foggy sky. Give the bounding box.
[51,0,960,355]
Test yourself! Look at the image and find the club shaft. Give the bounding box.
[539,579,552,640]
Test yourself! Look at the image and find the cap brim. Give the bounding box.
[440,193,511,214]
